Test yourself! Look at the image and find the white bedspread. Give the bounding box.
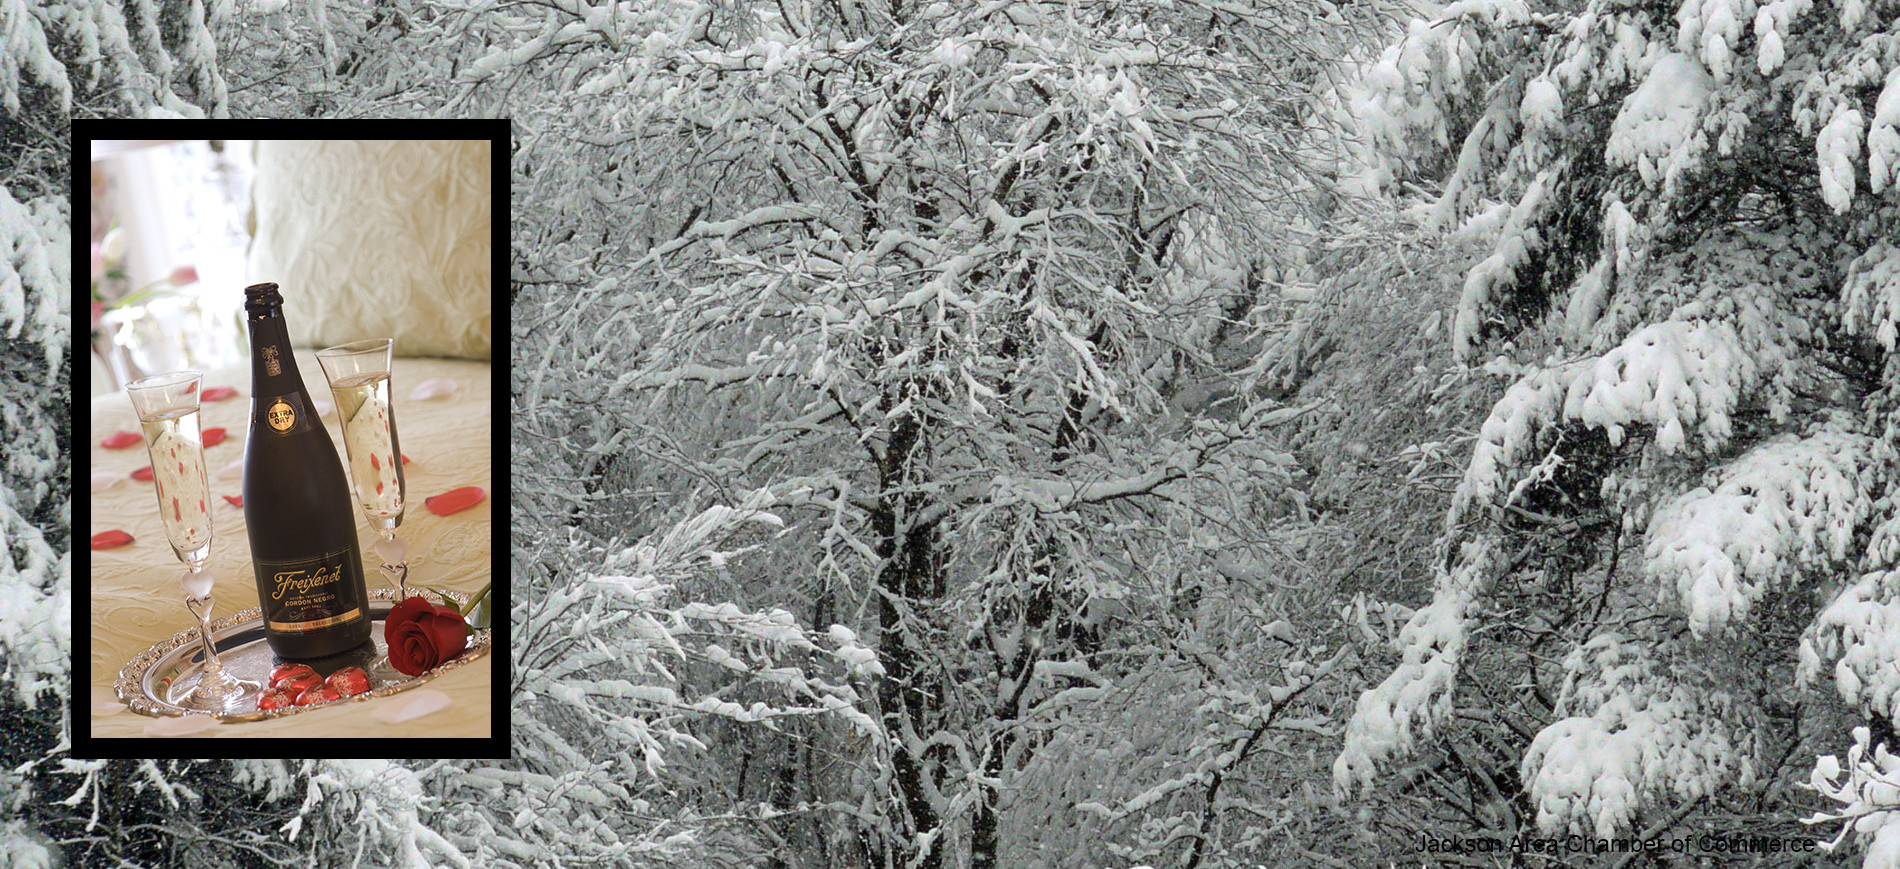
[87,349,494,738]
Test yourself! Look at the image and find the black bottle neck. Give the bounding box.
[248,308,307,396]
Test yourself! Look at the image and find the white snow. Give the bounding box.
[1563,199,1640,343]
[1809,727,1900,869]
[1869,66,1900,195]
[1843,241,1900,352]
[1565,320,1755,451]
[1335,538,1498,795]
[1521,634,1751,838]
[1818,106,1865,214]
[1839,0,1866,30]
[1646,425,1881,635]
[1520,77,1564,132]
[1456,321,1757,521]
[1675,0,1751,81]
[1453,171,1551,361]
[0,187,66,382]
[1606,53,1713,189]
[1801,569,1900,722]
[1751,1,1815,76]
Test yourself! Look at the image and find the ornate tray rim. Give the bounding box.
[114,586,492,721]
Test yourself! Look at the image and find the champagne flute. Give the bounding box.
[126,371,260,712]
[315,340,410,602]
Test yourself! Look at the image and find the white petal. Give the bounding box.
[372,689,453,724]
[409,378,457,400]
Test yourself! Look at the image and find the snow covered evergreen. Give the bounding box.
[1333,1,1900,865]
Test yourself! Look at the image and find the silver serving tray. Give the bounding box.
[115,586,492,721]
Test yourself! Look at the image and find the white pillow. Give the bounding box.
[247,140,491,360]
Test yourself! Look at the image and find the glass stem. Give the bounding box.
[382,556,410,601]
[193,596,224,680]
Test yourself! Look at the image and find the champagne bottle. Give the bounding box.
[242,282,372,659]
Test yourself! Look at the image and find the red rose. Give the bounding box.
[384,596,468,676]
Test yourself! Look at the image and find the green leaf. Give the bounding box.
[430,587,464,616]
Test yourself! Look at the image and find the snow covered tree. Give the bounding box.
[1,0,228,119]
[1327,0,1900,864]
[1809,725,1900,869]
[0,110,72,865]
[505,2,1389,866]
[216,0,474,117]
[480,492,884,867]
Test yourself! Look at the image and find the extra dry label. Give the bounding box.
[255,393,313,436]
[260,546,365,634]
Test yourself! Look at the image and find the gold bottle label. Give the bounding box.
[267,398,295,431]
[256,394,311,436]
[258,546,364,635]
[267,608,364,632]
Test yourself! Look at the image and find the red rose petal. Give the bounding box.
[201,386,238,401]
[386,596,435,624]
[224,495,243,508]
[371,453,379,471]
[185,380,198,394]
[421,612,469,658]
[103,431,142,449]
[402,454,411,464]
[173,497,181,521]
[202,427,227,447]
[383,597,469,676]
[424,486,485,516]
[132,466,154,481]
[91,530,135,549]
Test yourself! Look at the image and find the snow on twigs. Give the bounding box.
[1606,53,1712,191]
[1844,241,1900,352]
[1674,0,1749,81]
[1455,321,1757,522]
[1807,727,1900,869]
[1646,424,1882,636]
[1801,569,1900,723]
[0,186,67,385]
[1872,66,1900,195]
[1522,634,1753,838]
[1334,538,1499,797]
[1819,107,1866,215]
[1453,171,1552,361]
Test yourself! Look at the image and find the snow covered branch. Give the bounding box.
[1807,727,1900,869]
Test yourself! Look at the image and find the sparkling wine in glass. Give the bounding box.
[126,371,261,713]
[316,339,410,601]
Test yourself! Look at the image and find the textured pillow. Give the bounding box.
[247,140,491,360]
